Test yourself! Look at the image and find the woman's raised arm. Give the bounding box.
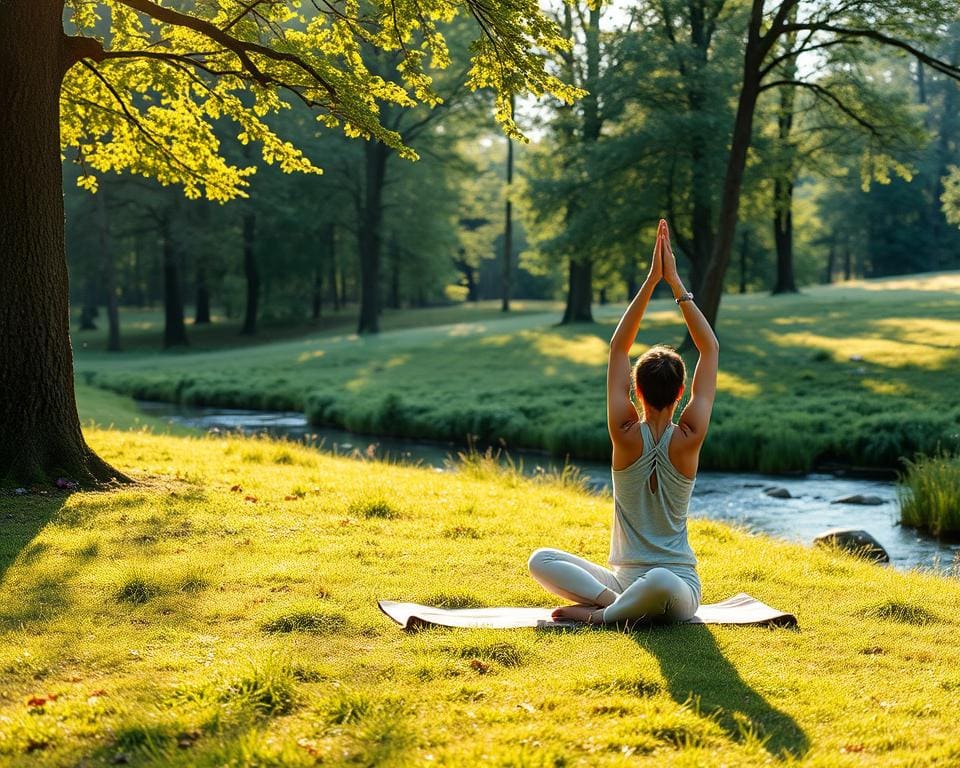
[607,222,664,439]
[660,222,719,444]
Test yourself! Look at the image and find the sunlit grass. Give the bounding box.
[75,272,960,472]
[1,430,960,765]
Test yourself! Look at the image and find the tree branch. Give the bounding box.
[758,78,881,136]
[113,0,337,98]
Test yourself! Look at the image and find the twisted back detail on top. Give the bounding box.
[609,421,697,569]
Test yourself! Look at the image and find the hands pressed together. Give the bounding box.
[647,218,683,290]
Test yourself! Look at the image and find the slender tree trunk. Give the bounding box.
[96,185,122,350]
[771,44,798,295]
[502,101,514,313]
[161,213,188,348]
[697,33,765,328]
[0,4,121,483]
[358,141,388,334]
[739,228,748,294]
[240,207,258,335]
[771,178,797,293]
[843,240,852,281]
[194,266,211,324]
[824,237,836,284]
[329,227,341,311]
[312,267,323,320]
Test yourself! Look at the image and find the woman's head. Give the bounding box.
[633,345,685,411]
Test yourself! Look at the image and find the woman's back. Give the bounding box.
[609,422,697,568]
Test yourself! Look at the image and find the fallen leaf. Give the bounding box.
[244,495,258,503]
[230,485,243,492]
[469,659,490,674]
[27,696,46,707]
[284,495,299,501]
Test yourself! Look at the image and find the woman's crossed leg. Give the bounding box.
[528,548,697,624]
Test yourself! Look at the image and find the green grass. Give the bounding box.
[898,453,960,536]
[2,429,960,766]
[75,274,960,472]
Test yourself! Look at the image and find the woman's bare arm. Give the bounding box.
[661,223,719,445]
[607,222,664,440]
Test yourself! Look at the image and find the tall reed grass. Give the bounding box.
[898,453,960,537]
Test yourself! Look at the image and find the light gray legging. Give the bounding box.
[528,548,699,624]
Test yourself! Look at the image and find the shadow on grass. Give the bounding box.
[633,625,809,760]
[0,495,63,580]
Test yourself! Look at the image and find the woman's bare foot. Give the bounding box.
[551,604,605,623]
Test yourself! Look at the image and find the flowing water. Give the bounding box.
[138,402,960,575]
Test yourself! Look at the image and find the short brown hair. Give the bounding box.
[633,345,685,410]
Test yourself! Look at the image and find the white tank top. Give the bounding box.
[609,422,698,569]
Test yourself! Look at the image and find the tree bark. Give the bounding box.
[358,140,388,334]
[240,207,258,335]
[161,212,188,348]
[95,186,122,350]
[0,3,122,483]
[312,267,323,320]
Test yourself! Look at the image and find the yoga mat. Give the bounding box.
[378,592,797,630]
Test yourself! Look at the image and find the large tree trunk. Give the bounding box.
[0,4,122,484]
[240,207,258,335]
[358,141,388,334]
[161,213,188,348]
[96,186,122,350]
[562,257,594,323]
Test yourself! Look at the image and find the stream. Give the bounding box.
[138,401,960,575]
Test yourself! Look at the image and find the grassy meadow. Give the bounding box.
[75,274,960,474]
[2,430,960,766]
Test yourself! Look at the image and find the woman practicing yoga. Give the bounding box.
[528,219,719,625]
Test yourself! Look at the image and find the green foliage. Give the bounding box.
[61,0,581,200]
[898,453,960,536]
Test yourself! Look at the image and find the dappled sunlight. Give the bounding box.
[716,371,761,397]
[861,377,911,396]
[871,317,960,349]
[296,348,327,363]
[478,333,515,348]
[767,331,957,370]
[532,332,608,365]
[837,271,960,293]
[770,316,816,326]
[447,323,487,337]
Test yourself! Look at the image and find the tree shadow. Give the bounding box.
[0,493,64,581]
[629,624,809,760]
